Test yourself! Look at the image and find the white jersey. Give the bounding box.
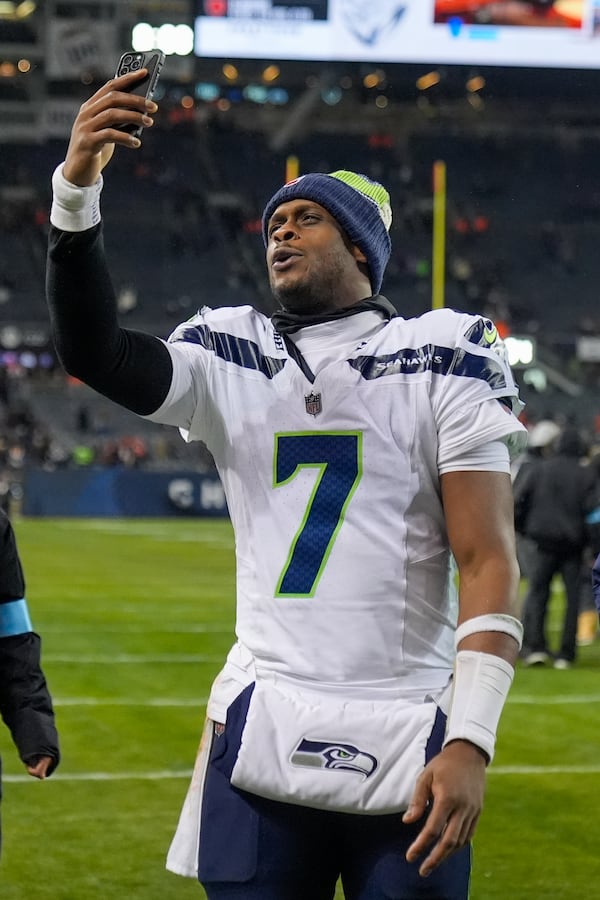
[147,305,527,711]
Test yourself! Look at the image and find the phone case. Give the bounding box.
[114,50,165,137]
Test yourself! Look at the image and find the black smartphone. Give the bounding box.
[114,49,165,138]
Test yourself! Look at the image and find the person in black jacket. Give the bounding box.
[593,552,600,623]
[512,418,560,581]
[0,509,60,855]
[519,426,598,668]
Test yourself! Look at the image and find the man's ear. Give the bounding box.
[351,244,368,264]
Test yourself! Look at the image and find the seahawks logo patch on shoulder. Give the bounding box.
[483,321,498,345]
[290,738,378,779]
[464,318,508,362]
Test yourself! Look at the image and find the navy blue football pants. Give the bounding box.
[197,686,471,900]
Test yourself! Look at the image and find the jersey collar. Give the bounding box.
[271,294,397,336]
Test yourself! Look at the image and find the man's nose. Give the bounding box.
[272,222,297,241]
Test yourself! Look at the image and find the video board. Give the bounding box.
[194,1,600,69]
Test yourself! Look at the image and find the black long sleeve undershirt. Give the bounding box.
[46,223,173,416]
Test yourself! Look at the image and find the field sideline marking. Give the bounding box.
[6,765,600,784]
[49,694,600,707]
[45,654,223,663]
[490,765,600,775]
[509,694,600,704]
[46,520,234,545]
[40,624,233,633]
[54,697,209,706]
[4,770,194,783]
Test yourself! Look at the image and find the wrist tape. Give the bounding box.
[443,650,515,763]
[454,613,523,650]
[50,162,103,232]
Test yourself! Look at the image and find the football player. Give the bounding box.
[46,70,527,900]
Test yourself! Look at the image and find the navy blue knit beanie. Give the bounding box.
[262,170,392,295]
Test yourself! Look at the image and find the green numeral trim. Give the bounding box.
[273,431,363,597]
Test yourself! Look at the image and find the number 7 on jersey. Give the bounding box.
[273,431,363,597]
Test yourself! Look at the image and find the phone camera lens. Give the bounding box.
[131,58,141,70]
[122,54,133,65]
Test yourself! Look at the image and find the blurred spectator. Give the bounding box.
[513,418,561,582]
[518,426,598,668]
[577,448,600,645]
[540,219,576,275]
[71,444,95,467]
[116,435,148,468]
[76,404,90,434]
[593,552,600,622]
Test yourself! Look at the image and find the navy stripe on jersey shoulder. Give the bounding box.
[173,324,286,379]
[350,343,508,391]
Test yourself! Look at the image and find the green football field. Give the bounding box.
[1,518,598,899]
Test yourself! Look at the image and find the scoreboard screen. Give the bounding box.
[194,0,600,69]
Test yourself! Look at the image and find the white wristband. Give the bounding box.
[455,613,523,650]
[443,649,515,764]
[50,162,103,232]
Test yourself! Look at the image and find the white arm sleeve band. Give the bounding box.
[455,613,523,650]
[439,439,510,475]
[50,162,103,232]
[443,650,515,763]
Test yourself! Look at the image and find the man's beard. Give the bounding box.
[271,280,338,315]
[270,255,346,315]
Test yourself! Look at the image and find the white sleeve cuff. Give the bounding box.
[50,162,103,232]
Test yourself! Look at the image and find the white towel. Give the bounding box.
[230,672,440,815]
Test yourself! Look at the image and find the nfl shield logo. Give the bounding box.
[305,392,322,417]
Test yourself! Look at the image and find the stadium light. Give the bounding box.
[416,71,441,91]
[0,1,35,18]
[504,336,535,367]
[15,0,35,16]
[466,75,486,93]
[267,88,289,106]
[321,86,342,106]
[262,64,280,83]
[131,22,194,56]
[222,63,238,81]
[195,82,219,101]
[243,84,268,104]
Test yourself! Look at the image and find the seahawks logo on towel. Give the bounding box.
[290,739,378,778]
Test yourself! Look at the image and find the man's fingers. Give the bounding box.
[409,810,478,878]
[26,756,53,779]
[76,77,158,135]
[402,771,431,824]
[111,67,149,86]
[405,803,448,863]
[81,95,156,134]
[417,821,462,877]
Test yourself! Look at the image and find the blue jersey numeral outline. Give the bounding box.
[273,431,363,597]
